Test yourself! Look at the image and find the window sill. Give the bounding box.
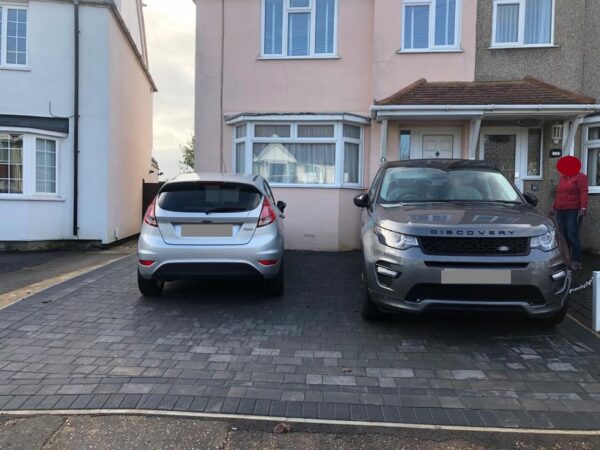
[257,55,341,61]
[0,195,64,202]
[488,44,559,50]
[396,48,464,54]
[0,65,31,72]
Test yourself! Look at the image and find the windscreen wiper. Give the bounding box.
[203,207,247,214]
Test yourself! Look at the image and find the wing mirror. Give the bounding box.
[276,200,287,212]
[353,193,370,208]
[523,192,538,207]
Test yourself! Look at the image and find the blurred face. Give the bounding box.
[557,156,581,176]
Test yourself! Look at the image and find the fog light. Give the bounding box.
[139,260,155,267]
[376,265,399,278]
[258,259,278,266]
[551,270,566,280]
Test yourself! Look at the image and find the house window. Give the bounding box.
[400,130,411,160]
[402,0,460,51]
[233,121,363,187]
[0,134,23,193]
[0,6,28,66]
[492,0,554,48]
[262,0,337,58]
[234,125,247,175]
[583,125,600,193]
[35,138,57,193]
[0,133,59,197]
[343,125,360,184]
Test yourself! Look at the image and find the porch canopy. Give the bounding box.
[371,77,600,158]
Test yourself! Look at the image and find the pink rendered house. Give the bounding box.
[193,0,600,251]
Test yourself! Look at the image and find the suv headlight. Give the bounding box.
[530,230,557,251]
[374,225,419,250]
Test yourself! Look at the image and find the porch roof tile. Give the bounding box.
[375,77,597,106]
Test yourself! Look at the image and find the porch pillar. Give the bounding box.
[468,119,482,159]
[563,115,585,156]
[379,119,388,164]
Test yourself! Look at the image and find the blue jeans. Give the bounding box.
[556,209,582,262]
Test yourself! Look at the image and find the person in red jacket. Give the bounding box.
[550,156,588,271]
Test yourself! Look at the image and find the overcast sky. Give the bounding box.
[144,0,196,180]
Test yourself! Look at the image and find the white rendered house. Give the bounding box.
[0,0,156,249]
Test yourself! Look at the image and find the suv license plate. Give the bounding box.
[441,269,511,285]
[181,224,233,237]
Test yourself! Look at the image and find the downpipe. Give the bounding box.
[73,0,80,236]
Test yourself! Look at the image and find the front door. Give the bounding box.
[479,128,524,191]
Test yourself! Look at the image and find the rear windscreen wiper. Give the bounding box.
[203,207,247,214]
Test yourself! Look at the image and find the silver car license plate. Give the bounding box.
[441,269,511,285]
[181,224,233,237]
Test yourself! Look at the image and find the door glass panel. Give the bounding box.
[483,134,516,182]
[422,135,453,159]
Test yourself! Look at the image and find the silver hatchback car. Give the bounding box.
[354,159,571,325]
[138,173,286,296]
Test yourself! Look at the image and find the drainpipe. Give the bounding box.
[73,0,80,236]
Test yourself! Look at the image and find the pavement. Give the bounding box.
[0,252,600,432]
[1,414,599,449]
[0,239,136,309]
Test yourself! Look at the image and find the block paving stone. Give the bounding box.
[0,252,599,430]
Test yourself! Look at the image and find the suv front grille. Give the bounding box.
[406,284,545,305]
[419,237,529,256]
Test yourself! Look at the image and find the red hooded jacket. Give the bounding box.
[553,172,589,210]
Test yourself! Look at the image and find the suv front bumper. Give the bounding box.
[363,235,571,318]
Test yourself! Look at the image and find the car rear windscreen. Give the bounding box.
[158,182,262,213]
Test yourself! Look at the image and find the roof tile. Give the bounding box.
[375,77,596,106]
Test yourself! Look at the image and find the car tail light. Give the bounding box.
[258,197,276,227]
[258,259,278,266]
[139,260,155,267]
[144,198,158,227]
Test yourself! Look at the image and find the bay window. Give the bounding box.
[402,0,461,52]
[0,6,28,67]
[492,0,554,48]
[262,0,337,58]
[0,133,59,197]
[233,121,363,187]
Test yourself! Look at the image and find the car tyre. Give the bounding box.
[264,266,284,297]
[138,270,165,297]
[535,301,568,327]
[360,266,382,320]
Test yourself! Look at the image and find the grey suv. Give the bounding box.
[138,173,286,296]
[354,160,571,325]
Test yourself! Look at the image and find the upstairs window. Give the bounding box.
[402,0,460,52]
[0,6,28,66]
[262,0,337,58]
[492,0,554,47]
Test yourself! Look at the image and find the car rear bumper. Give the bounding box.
[363,235,571,318]
[137,223,284,281]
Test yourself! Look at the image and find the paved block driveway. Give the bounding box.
[1,252,600,430]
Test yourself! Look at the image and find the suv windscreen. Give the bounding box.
[158,182,262,213]
[377,167,522,204]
